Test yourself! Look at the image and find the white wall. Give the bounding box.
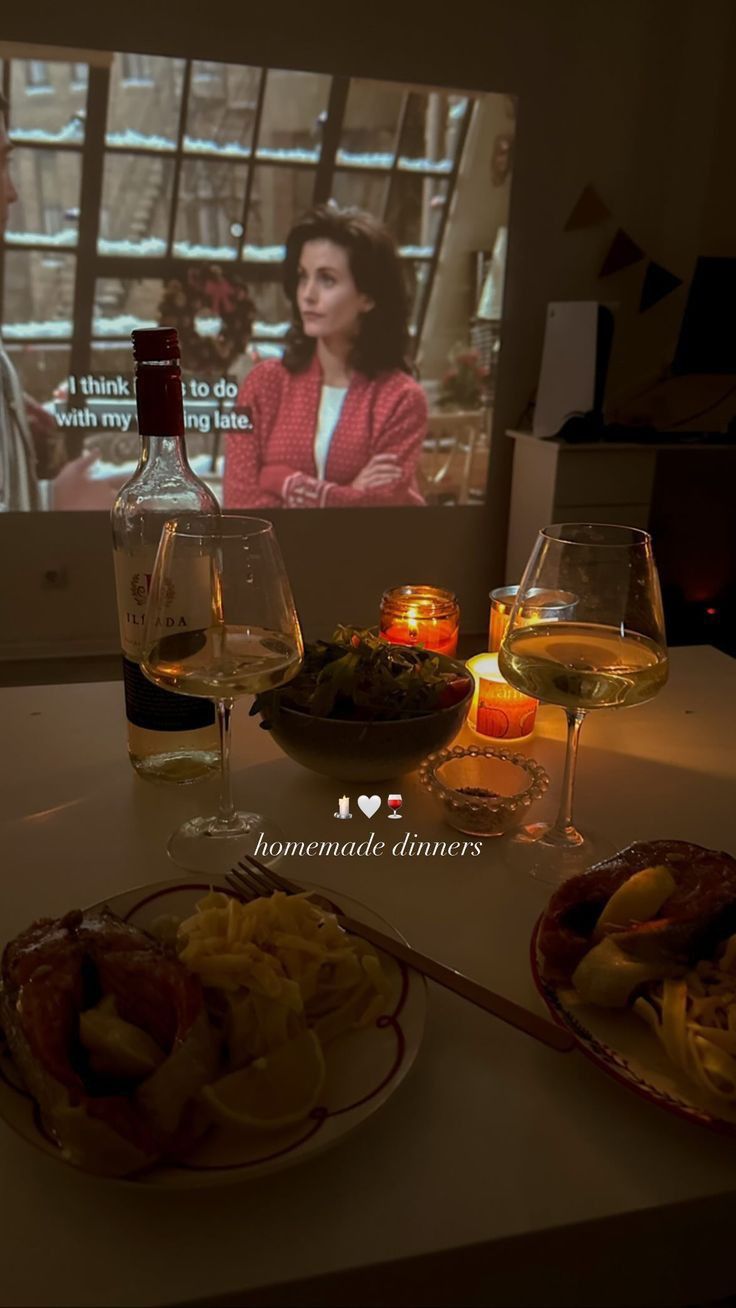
[0,0,733,657]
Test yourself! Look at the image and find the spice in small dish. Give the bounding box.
[456,786,500,799]
[418,745,549,837]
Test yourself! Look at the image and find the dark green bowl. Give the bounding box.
[259,653,473,781]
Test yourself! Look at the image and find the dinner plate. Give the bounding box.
[0,879,426,1186]
[530,918,736,1138]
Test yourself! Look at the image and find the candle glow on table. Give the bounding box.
[380,586,459,656]
[466,652,537,740]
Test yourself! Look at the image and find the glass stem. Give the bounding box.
[213,697,240,832]
[549,709,586,847]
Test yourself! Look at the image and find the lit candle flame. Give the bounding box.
[406,606,420,641]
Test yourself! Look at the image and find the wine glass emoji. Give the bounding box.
[387,793,403,819]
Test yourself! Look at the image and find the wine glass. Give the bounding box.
[498,523,668,885]
[141,514,303,873]
[387,794,403,819]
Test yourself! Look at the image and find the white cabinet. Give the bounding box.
[505,431,657,581]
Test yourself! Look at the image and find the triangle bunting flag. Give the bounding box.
[639,260,684,312]
[564,185,611,231]
[599,229,646,277]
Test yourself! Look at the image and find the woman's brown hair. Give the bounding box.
[281,204,412,378]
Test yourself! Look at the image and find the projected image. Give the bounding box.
[0,50,514,510]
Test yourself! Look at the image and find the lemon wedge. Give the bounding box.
[572,936,676,1007]
[594,864,676,937]
[79,998,165,1079]
[202,1029,326,1130]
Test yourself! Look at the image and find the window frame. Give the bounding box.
[25,59,50,89]
[1,55,475,369]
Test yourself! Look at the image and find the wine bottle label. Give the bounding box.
[113,550,210,660]
[122,657,215,731]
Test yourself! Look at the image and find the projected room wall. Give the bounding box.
[0,50,514,512]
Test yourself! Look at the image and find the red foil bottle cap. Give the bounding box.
[132,327,180,363]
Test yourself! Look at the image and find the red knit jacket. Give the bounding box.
[223,353,427,508]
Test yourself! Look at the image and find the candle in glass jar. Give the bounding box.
[466,652,537,740]
[380,585,459,656]
[488,585,578,652]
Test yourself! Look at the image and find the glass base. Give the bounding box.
[131,747,220,785]
[167,811,284,876]
[508,821,614,888]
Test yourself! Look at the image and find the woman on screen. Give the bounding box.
[223,205,426,508]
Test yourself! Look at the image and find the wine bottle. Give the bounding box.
[111,327,220,783]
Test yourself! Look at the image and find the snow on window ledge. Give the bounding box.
[335,149,394,169]
[106,129,176,151]
[3,320,73,340]
[183,136,252,159]
[252,320,290,338]
[255,146,320,164]
[97,237,168,257]
[5,229,78,248]
[10,123,84,145]
[397,156,453,174]
[242,245,285,263]
[172,241,237,261]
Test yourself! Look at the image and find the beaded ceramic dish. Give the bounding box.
[418,745,549,837]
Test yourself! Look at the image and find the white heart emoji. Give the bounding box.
[357,794,381,819]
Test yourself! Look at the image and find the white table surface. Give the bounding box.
[2,645,736,1308]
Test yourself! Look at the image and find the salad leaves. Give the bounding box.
[254,626,471,723]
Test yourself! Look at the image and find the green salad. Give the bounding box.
[254,626,471,723]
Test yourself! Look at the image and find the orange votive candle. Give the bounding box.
[380,586,460,656]
[466,652,537,740]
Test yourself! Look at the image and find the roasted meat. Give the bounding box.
[538,840,736,980]
[0,909,216,1176]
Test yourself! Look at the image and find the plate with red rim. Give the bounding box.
[0,878,426,1186]
[530,916,736,1138]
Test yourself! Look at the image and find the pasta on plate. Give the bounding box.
[177,891,390,1067]
[636,936,736,1102]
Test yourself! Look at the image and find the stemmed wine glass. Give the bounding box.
[498,523,669,885]
[141,514,303,873]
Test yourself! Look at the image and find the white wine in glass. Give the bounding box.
[498,524,668,885]
[141,514,303,874]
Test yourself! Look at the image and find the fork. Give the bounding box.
[225,855,574,1054]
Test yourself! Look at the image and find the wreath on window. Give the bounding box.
[157,264,256,373]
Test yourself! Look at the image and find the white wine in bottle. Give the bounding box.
[111,327,220,783]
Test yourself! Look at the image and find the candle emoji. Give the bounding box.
[380,586,460,657]
[335,795,352,820]
[466,653,538,740]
